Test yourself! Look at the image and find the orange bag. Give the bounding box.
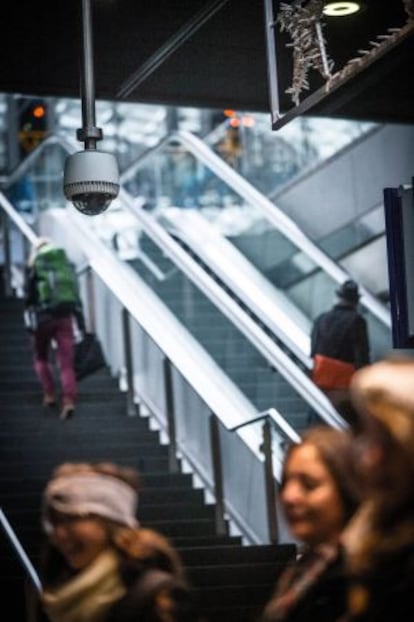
[312,354,355,390]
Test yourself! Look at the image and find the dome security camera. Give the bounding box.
[63,150,120,216]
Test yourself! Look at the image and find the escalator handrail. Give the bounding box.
[120,129,391,329]
[158,207,311,367]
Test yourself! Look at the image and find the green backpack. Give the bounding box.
[34,245,80,311]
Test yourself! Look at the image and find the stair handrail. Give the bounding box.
[230,408,301,443]
[0,134,67,191]
[120,129,390,329]
[0,508,42,593]
[0,188,38,246]
[229,408,300,543]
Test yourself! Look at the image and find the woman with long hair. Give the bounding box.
[37,461,198,622]
[342,357,414,622]
[261,426,360,622]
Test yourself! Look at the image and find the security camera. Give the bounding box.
[63,150,120,216]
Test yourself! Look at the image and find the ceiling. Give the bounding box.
[1,0,413,126]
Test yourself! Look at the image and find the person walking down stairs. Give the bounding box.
[24,238,81,420]
[35,461,200,622]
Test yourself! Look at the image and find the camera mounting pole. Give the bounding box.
[77,0,103,150]
[63,0,120,215]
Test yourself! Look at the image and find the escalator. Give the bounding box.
[119,129,391,364]
[2,130,392,438]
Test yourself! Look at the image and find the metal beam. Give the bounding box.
[117,0,230,99]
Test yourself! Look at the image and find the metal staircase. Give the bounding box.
[0,291,295,622]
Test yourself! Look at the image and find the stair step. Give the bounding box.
[4,502,216,524]
[187,561,284,585]
[192,582,274,607]
[180,543,295,566]
[0,427,159,442]
[173,535,243,548]
[141,518,219,538]
[0,443,168,459]
[0,456,172,477]
[0,471,195,489]
[0,484,205,505]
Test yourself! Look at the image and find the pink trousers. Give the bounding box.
[31,316,77,406]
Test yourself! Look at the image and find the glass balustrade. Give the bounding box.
[204,113,378,198]
[120,133,392,363]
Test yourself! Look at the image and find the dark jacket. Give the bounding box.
[346,543,414,622]
[106,561,198,622]
[261,547,349,622]
[311,303,370,369]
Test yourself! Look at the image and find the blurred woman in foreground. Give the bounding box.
[261,426,360,622]
[37,461,198,622]
[342,357,414,622]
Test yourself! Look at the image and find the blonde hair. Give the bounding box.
[43,462,186,580]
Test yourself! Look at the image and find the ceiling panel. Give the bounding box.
[0,0,412,125]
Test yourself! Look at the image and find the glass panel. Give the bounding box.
[204,114,378,198]
[318,204,385,260]
[121,136,392,362]
[5,142,67,221]
[86,214,322,435]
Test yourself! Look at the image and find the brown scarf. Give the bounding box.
[262,543,340,621]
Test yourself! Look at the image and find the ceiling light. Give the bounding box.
[323,2,361,16]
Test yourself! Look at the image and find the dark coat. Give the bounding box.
[261,548,349,622]
[311,303,370,369]
[346,543,414,622]
[106,561,198,622]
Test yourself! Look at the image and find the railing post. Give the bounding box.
[209,413,227,535]
[262,417,279,543]
[85,266,95,333]
[2,212,12,298]
[22,235,30,265]
[163,357,179,473]
[121,307,137,416]
[25,581,38,622]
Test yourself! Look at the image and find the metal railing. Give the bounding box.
[0,195,288,544]
[0,508,42,592]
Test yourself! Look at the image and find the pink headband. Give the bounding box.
[42,473,139,530]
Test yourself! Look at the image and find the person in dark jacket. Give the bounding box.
[341,357,414,622]
[260,426,360,622]
[36,461,198,622]
[310,279,370,425]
